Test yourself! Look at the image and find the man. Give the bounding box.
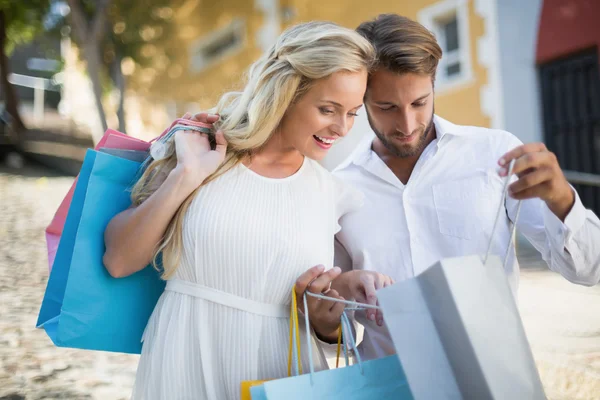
[297,13,600,361]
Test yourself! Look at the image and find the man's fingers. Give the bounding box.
[191,112,220,124]
[516,167,536,179]
[498,143,546,167]
[508,185,547,200]
[354,292,367,305]
[373,274,386,290]
[376,308,385,327]
[509,168,553,195]
[363,283,378,321]
[510,151,549,176]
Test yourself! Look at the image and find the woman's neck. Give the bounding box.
[242,133,304,179]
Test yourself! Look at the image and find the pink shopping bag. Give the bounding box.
[45,118,214,271]
[45,130,150,271]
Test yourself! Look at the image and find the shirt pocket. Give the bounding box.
[432,174,494,240]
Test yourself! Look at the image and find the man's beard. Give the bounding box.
[368,110,435,158]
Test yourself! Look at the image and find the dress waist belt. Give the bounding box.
[165,279,290,318]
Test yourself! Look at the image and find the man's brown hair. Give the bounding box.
[357,14,442,80]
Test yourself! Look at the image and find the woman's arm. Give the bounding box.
[103,167,203,277]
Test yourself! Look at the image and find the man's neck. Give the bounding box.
[372,127,437,185]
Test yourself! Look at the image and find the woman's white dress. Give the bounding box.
[131,158,363,400]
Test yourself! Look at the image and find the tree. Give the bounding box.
[0,0,52,131]
[65,0,111,142]
[65,0,175,139]
[104,0,175,133]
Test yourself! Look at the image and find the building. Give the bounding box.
[49,0,600,210]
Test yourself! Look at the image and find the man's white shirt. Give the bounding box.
[333,115,600,361]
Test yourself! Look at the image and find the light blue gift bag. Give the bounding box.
[36,149,165,354]
[250,294,413,399]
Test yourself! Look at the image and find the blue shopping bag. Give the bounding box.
[36,149,165,354]
[250,296,413,399]
[252,354,411,399]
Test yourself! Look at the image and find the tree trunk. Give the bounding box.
[66,0,112,144]
[0,10,25,134]
[83,41,108,143]
[114,55,126,134]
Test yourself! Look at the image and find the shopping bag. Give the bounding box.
[240,286,304,400]
[45,129,149,272]
[98,148,149,163]
[250,292,413,399]
[376,160,545,399]
[45,118,214,272]
[36,150,165,353]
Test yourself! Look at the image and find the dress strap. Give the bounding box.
[165,279,290,318]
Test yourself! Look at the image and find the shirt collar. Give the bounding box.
[337,114,463,172]
[433,114,464,146]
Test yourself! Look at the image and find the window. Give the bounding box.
[189,19,245,73]
[441,16,461,78]
[418,0,473,89]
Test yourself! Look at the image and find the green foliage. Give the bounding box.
[0,0,52,54]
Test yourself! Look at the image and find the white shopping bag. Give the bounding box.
[377,161,546,400]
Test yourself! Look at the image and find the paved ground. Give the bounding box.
[0,161,138,400]
[0,160,598,399]
[518,237,600,400]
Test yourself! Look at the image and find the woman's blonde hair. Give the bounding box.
[131,21,375,279]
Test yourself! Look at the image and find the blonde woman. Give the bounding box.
[103,21,389,400]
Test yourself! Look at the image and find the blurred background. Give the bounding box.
[0,0,599,399]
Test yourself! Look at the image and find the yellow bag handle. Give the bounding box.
[241,286,303,399]
[292,285,345,370]
[336,325,343,368]
[287,285,303,376]
[242,286,345,399]
[293,285,344,369]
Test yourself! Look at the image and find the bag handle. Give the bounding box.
[287,286,303,376]
[339,310,365,373]
[335,306,370,369]
[300,291,378,384]
[143,115,216,166]
[335,320,344,368]
[483,160,523,270]
[149,116,214,144]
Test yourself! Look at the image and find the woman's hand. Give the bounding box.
[171,113,227,192]
[295,265,345,342]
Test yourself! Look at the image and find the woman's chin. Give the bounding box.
[302,149,328,161]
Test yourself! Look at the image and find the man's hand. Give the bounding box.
[295,265,346,343]
[499,143,574,221]
[332,270,393,327]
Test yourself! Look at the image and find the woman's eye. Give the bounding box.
[319,107,334,115]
